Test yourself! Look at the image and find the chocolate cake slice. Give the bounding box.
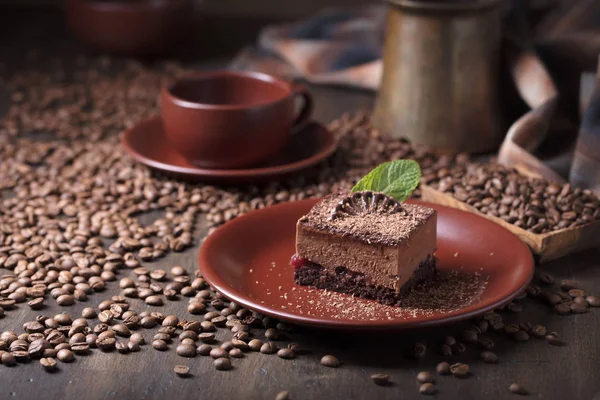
[291,191,437,306]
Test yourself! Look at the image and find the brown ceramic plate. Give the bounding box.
[199,199,535,330]
[121,116,337,184]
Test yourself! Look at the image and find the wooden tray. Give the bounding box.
[420,184,600,263]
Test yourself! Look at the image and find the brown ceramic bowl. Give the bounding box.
[161,71,313,169]
[199,199,535,330]
[65,0,192,56]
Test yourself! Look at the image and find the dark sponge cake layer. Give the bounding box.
[294,255,436,306]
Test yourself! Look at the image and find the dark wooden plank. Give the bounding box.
[1,7,600,400]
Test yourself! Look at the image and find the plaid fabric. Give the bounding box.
[230,0,600,195]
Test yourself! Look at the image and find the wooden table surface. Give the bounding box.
[1,6,600,400]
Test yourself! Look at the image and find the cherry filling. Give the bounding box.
[290,254,308,269]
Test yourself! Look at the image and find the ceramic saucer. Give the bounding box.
[121,116,337,184]
[198,199,535,330]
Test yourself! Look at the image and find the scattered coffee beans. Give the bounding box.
[419,383,436,395]
[370,374,390,386]
[40,357,58,372]
[320,355,340,368]
[450,363,469,378]
[275,391,290,400]
[509,383,528,395]
[214,357,232,371]
[174,365,190,377]
[176,344,196,358]
[416,371,433,383]
[436,362,451,375]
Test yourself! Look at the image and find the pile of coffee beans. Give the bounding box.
[423,163,600,234]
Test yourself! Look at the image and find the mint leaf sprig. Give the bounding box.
[351,160,421,202]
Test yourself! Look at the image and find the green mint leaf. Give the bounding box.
[351,160,421,202]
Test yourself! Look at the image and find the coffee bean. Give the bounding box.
[140,316,157,329]
[154,333,172,343]
[211,316,227,327]
[419,383,436,395]
[152,340,168,351]
[277,349,295,359]
[145,296,163,306]
[176,344,196,358]
[450,363,469,377]
[248,339,263,351]
[81,308,97,319]
[440,344,452,356]
[214,357,232,371]
[40,357,58,372]
[560,280,578,291]
[554,303,571,315]
[525,285,541,297]
[195,332,213,343]
[113,324,131,337]
[436,362,451,375]
[574,296,588,306]
[370,374,390,386]
[56,295,75,306]
[210,348,229,359]
[232,339,249,351]
[531,325,547,339]
[129,333,145,345]
[150,270,167,281]
[116,341,129,354]
[71,343,90,355]
[509,383,528,395]
[194,319,212,332]
[416,371,433,383]
[171,266,186,276]
[220,341,235,351]
[587,296,600,307]
[570,303,588,313]
[229,348,244,358]
[162,315,179,327]
[546,333,566,346]
[97,337,116,351]
[173,365,190,377]
[445,336,458,347]
[197,344,212,356]
[28,298,44,310]
[320,355,340,368]
[481,351,498,363]
[0,299,16,309]
[506,302,523,313]
[127,342,140,352]
[187,302,206,314]
[539,273,554,284]
[231,324,249,333]
[275,391,290,400]
[1,352,16,366]
[413,342,427,358]
[57,349,74,363]
[179,331,197,342]
[260,342,278,355]
[233,331,251,342]
[461,330,478,344]
[568,289,585,298]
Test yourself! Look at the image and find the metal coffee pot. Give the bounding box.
[373,0,504,153]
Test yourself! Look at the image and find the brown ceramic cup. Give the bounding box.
[161,71,314,169]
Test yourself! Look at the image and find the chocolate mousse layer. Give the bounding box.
[294,191,437,295]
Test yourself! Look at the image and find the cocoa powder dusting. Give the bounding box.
[292,270,488,321]
[302,193,436,246]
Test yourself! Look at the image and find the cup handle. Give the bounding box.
[291,83,314,131]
